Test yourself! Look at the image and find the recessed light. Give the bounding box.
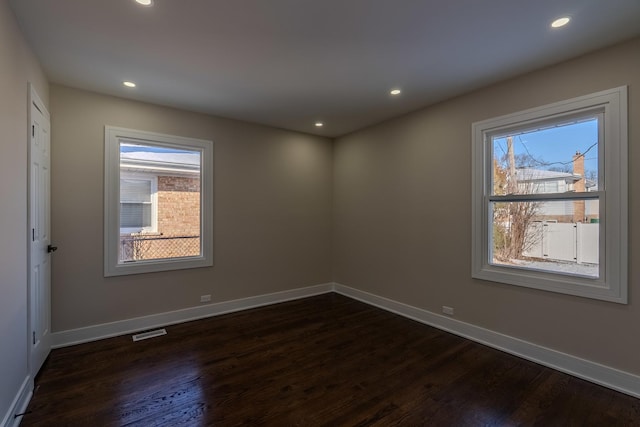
[123,81,137,88]
[135,0,153,6]
[551,17,571,28]
[390,89,401,95]
[315,122,324,127]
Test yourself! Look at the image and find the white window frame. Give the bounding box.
[471,87,627,303]
[105,126,214,277]
[119,172,158,234]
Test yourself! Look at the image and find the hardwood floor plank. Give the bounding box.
[21,293,640,426]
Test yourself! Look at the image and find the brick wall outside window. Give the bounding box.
[120,175,201,261]
[157,175,200,237]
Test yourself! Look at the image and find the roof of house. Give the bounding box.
[120,151,200,175]
[516,168,596,189]
[516,168,579,182]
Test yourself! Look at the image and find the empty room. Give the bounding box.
[1,0,639,425]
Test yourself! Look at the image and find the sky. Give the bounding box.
[493,118,599,179]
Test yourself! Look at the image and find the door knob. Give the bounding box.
[47,244,58,253]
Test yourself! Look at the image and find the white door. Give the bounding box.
[28,84,53,377]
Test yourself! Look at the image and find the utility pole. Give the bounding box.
[506,136,517,194]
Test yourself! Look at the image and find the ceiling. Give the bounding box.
[9,0,640,137]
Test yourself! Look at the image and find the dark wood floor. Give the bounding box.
[21,293,640,426]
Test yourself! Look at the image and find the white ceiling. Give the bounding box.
[9,0,640,137]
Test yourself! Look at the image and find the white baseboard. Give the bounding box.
[52,283,333,348]
[333,282,640,399]
[50,280,640,400]
[1,375,32,427]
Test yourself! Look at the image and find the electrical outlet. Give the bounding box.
[200,294,212,303]
[442,306,454,316]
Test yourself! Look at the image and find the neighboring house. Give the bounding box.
[119,149,201,261]
[516,152,598,223]
[516,153,599,264]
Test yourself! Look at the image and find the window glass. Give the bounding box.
[490,200,599,278]
[488,117,599,278]
[118,142,201,263]
[491,118,598,196]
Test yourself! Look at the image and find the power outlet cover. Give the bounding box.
[442,306,454,316]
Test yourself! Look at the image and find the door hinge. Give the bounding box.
[32,228,35,242]
[32,125,35,137]
[32,331,36,345]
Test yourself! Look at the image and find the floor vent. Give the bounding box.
[132,328,167,342]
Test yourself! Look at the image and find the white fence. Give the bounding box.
[524,222,598,264]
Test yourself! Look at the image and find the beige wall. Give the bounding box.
[333,37,640,376]
[50,85,333,332]
[0,0,49,421]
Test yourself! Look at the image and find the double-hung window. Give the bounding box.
[105,127,213,276]
[472,87,627,303]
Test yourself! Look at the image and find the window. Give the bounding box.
[472,87,627,303]
[120,174,157,233]
[105,127,213,276]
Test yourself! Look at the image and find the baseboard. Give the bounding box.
[1,375,32,427]
[333,282,640,399]
[52,283,333,348]
[50,281,640,399]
